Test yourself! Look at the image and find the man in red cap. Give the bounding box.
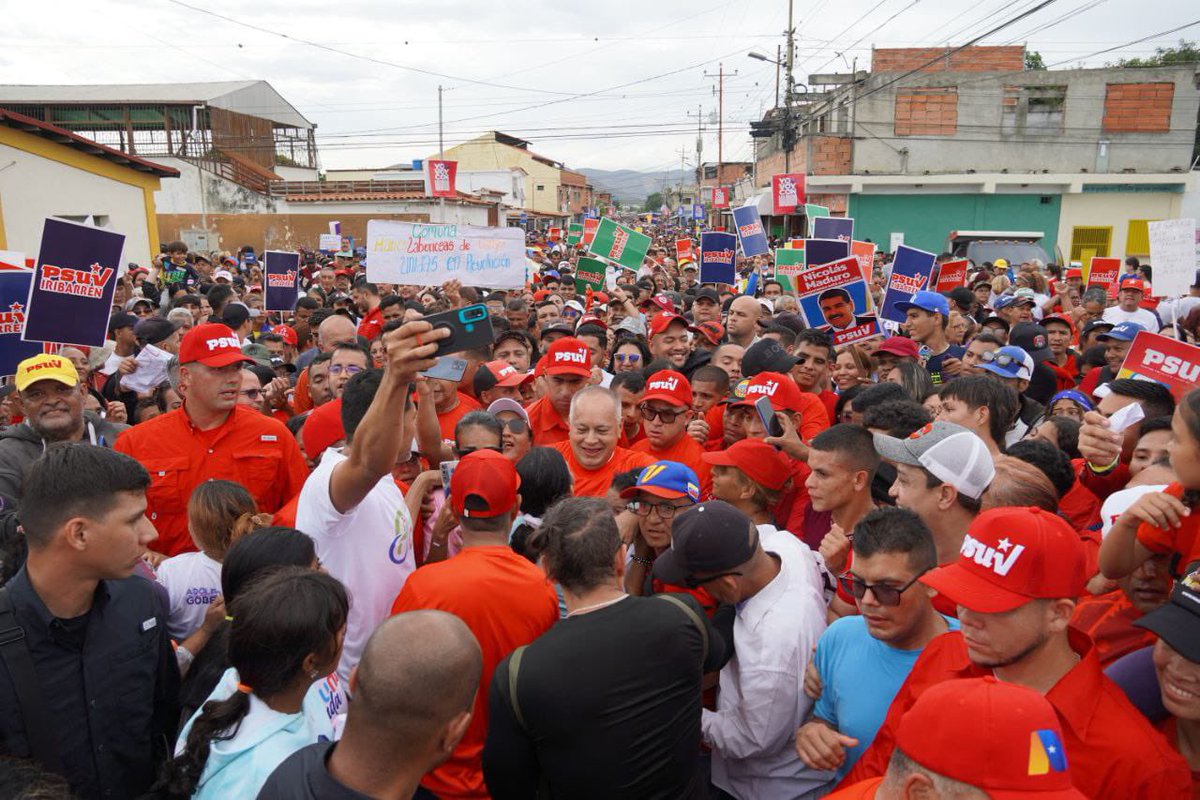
[525,337,593,445]
[840,506,1192,799]
[1101,278,1159,330]
[827,677,1086,799]
[648,313,690,370]
[392,450,558,800]
[114,323,308,556]
[631,370,711,497]
[872,337,919,382]
[553,386,653,496]
[473,360,534,407]
[1041,313,1079,391]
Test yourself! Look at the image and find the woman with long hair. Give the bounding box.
[168,566,348,799]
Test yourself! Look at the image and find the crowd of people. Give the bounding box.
[0,227,1196,799]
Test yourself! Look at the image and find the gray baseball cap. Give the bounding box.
[873,421,995,500]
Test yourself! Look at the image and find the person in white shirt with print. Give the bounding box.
[1100,278,1160,331]
[296,320,449,680]
[654,500,828,800]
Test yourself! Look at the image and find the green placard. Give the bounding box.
[566,222,583,246]
[588,217,652,271]
[774,248,806,293]
[804,204,830,237]
[575,256,607,292]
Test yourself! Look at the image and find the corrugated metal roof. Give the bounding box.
[0,108,179,178]
[0,81,313,130]
[285,192,492,205]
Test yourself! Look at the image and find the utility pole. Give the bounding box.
[704,63,738,186]
[775,44,781,108]
[686,105,706,186]
[784,0,796,173]
[437,85,445,223]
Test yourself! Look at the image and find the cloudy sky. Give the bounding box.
[3,0,1196,183]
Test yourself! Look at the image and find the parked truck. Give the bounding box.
[946,230,1061,268]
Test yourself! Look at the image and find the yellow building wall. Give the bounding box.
[442,137,562,215]
[1057,191,1182,262]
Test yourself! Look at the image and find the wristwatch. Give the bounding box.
[630,553,654,567]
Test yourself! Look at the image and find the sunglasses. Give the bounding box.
[453,445,503,458]
[838,570,928,607]
[629,500,691,520]
[328,364,365,376]
[979,351,1026,373]
[500,418,528,435]
[639,404,685,424]
[614,353,642,364]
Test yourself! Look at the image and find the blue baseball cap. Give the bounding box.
[1096,321,1146,342]
[993,294,1035,311]
[620,461,701,502]
[896,290,950,317]
[978,346,1034,380]
[1049,389,1094,413]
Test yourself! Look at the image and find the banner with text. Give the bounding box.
[675,238,694,261]
[0,266,40,380]
[1148,218,1197,298]
[772,173,805,215]
[574,257,607,293]
[426,159,457,198]
[264,250,301,312]
[851,240,876,285]
[366,220,527,288]
[711,187,730,208]
[589,217,652,270]
[812,216,854,242]
[699,232,738,285]
[934,258,970,292]
[582,218,599,246]
[732,203,769,257]
[879,245,937,324]
[794,256,881,346]
[774,248,805,292]
[1086,256,1121,291]
[566,223,584,246]
[23,218,124,348]
[1118,330,1200,400]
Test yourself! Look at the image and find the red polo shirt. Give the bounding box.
[552,441,654,497]
[839,629,1192,799]
[114,404,308,556]
[631,433,713,499]
[525,395,570,445]
[437,392,482,443]
[356,306,384,341]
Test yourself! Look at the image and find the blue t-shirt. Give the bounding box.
[924,344,966,386]
[812,615,959,781]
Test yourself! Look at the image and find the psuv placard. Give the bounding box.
[1117,331,1200,400]
[23,218,124,348]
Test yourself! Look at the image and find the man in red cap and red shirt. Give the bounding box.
[827,677,1087,799]
[840,506,1192,799]
[553,386,654,496]
[473,360,534,408]
[114,323,308,556]
[525,337,593,445]
[631,370,712,498]
[648,312,691,370]
[1042,313,1079,391]
[392,449,558,800]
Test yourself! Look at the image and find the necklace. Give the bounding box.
[566,593,627,618]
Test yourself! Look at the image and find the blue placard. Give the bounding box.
[699,231,737,285]
[812,216,854,242]
[732,204,769,258]
[879,245,938,324]
[263,250,301,313]
[0,268,41,379]
[22,218,124,348]
[803,238,851,268]
[692,203,705,220]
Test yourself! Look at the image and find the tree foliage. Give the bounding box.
[1025,51,1046,70]
[1116,40,1200,68]
[643,192,664,213]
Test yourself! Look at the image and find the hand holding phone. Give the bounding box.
[754,396,785,439]
[422,303,495,358]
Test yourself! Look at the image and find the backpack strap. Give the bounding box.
[654,593,709,663]
[0,587,61,773]
[506,645,529,729]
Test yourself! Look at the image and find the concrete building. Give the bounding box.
[753,47,1199,257]
[0,108,177,267]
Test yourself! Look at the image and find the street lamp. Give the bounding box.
[747,50,775,63]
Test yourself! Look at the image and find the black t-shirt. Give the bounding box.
[925,344,966,386]
[257,741,372,800]
[483,594,726,800]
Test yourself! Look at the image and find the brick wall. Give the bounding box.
[872,46,1025,73]
[811,136,852,175]
[895,88,959,136]
[1102,82,1175,132]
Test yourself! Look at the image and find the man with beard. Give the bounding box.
[353,281,384,341]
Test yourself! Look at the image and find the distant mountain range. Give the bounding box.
[579,168,690,205]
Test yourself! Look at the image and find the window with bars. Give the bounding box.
[1070,226,1112,262]
[1125,219,1159,257]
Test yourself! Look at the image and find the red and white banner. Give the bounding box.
[1086,256,1121,291]
[934,258,970,292]
[1117,331,1200,400]
[582,218,599,246]
[675,238,694,261]
[425,159,457,198]
[771,173,806,215]
[547,227,563,242]
[711,187,730,209]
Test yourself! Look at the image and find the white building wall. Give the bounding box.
[0,142,154,266]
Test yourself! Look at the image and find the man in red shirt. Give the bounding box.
[631,370,712,497]
[525,337,592,445]
[473,360,533,407]
[790,330,840,424]
[353,281,384,340]
[553,386,653,496]
[840,506,1192,799]
[647,312,690,370]
[392,450,558,800]
[827,677,1087,800]
[1042,312,1079,391]
[114,323,308,555]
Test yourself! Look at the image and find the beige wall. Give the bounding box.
[1057,191,1182,261]
[443,138,562,215]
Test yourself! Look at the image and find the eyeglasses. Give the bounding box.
[328,364,365,376]
[614,353,642,364]
[238,389,262,400]
[682,570,743,589]
[501,417,528,435]
[639,404,685,424]
[453,445,503,458]
[629,500,689,520]
[838,570,928,607]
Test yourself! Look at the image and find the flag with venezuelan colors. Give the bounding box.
[1028,729,1068,776]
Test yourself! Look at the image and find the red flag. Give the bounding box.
[426,159,457,198]
[711,187,730,209]
[771,173,806,215]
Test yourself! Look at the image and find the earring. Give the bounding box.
[310,669,320,679]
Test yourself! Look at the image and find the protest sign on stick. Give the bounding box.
[879,245,937,324]
[774,248,805,292]
[812,217,854,242]
[589,218,652,271]
[794,256,881,346]
[699,232,737,285]
[367,220,527,288]
[772,173,805,214]
[732,204,769,257]
[1086,257,1121,292]
[1117,331,1200,400]
[574,257,607,293]
[1148,218,1197,298]
[23,217,124,348]
[263,251,301,312]
[934,259,970,292]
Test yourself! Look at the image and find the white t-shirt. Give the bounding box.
[295,448,415,681]
[1101,305,1160,331]
[155,551,222,641]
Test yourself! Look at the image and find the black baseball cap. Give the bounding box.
[1008,322,1052,363]
[742,338,798,377]
[1081,319,1115,339]
[108,312,138,334]
[653,501,758,586]
[1136,568,1200,662]
[694,287,720,304]
[134,316,179,346]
